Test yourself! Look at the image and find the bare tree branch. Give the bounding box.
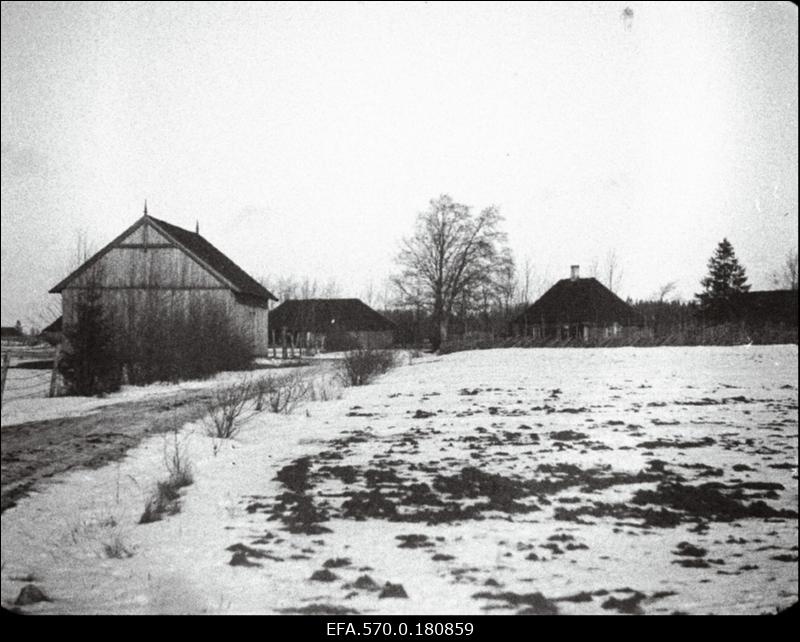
[391,195,513,349]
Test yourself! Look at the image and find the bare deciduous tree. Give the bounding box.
[392,195,512,350]
[656,281,677,302]
[261,274,341,302]
[517,256,533,307]
[604,249,624,294]
[587,256,600,280]
[773,249,798,291]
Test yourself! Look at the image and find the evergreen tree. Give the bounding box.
[695,238,750,322]
[59,274,121,395]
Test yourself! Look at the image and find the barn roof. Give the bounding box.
[269,299,397,334]
[147,216,277,302]
[733,289,798,325]
[42,316,63,333]
[49,215,277,303]
[514,277,643,327]
[1,326,22,338]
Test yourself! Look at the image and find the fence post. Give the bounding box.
[0,352,9,407]
[49,345,62,398]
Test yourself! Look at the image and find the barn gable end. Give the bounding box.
[50,214,276,356]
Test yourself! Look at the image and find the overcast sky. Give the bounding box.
[2,1,797,327]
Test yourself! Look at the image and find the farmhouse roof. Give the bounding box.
[1,326,22,338]
[514,277,643,327]
[269,299,397,334]
[733,289,798,325]
[49,214,277,303]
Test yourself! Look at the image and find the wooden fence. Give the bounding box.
[0,348,62,407]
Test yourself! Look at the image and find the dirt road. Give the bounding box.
[1,389,215,513]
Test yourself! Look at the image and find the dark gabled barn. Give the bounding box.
[1,324,24,340]
[269,298,396,350]
[512,266,643,340]
[732,290,798,327]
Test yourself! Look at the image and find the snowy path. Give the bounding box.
[1,387,216,513]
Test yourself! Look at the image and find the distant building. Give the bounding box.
[49,212,277,355]
[512,265,643,340]
[1,321,24,342]
[269,299,396,350]
[732,290,798,327]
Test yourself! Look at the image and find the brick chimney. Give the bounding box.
[570,265,580,281]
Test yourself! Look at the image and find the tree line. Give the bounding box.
[382,195,797,350]
[256,195,797,350]
[48,196,798,395]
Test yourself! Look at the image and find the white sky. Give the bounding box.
[2,1,797,327]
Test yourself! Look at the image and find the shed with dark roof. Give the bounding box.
[512,266,643,340]
[49,212,277,355]
[269,299,396,350]
[1,323,23,340]
[732,290,798,327]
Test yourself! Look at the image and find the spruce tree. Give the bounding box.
[59,273,121,395]
[695,238,750,322]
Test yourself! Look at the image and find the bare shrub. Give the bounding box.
[139,428,194,524]
[102,533,134,559]
[309,374,341,402]
[139,480,182,524]
[270,372,311,413]
[118,293,253,386]
[64,509,134,557]
[205,378,253,439]
[338,349,396,386]
[251,371,312,414]
[163,428,193,489]
[253,375,275,411]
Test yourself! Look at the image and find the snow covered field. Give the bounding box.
[1,346,797,615]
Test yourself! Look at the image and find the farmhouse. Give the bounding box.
[733,289,799,327]
[269,298,396,350]
[49,211,277,355]
[512,265,643,340]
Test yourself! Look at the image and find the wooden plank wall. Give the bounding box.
[60,221,269,355]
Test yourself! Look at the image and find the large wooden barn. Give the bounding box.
[50,212,277,355]
[269,298,396,350]
[512,265,643,340]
